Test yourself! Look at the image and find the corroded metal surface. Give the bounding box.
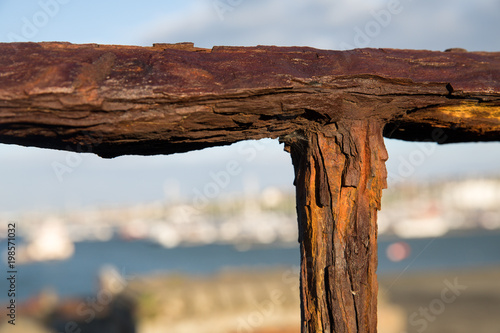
[0,42,499,157]
[286,120,386,332]
[1,42,499,333]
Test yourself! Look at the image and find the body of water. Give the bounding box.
[1,230,500,302]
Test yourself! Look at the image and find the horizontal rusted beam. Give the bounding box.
[0,42,499,157]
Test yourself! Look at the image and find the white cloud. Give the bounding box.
[133,0,397,48]
[132,0,500,51]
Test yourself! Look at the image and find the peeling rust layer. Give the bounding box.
[286,121,387,332]
[0,42,499,157]
[2,43,498,333]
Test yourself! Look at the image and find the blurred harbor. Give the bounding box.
[1,175,500,333]
[1,176,500,258]
[1,239,500,333]
[2,228,500,302]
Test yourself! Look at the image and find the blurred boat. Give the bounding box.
[393,215,449,238]
[17,217,74,264]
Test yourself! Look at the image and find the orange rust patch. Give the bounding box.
[436,102,500,121]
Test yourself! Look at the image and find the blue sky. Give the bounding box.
[2,0,500,50]
[1,0,500,212]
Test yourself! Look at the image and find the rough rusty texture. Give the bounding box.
[285,120,386,332]
[1,43,500,333]
[0,42,499,157]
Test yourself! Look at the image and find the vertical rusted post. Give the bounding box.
[284,120,388,332]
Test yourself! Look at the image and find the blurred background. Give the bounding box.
[1,0,500,332]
